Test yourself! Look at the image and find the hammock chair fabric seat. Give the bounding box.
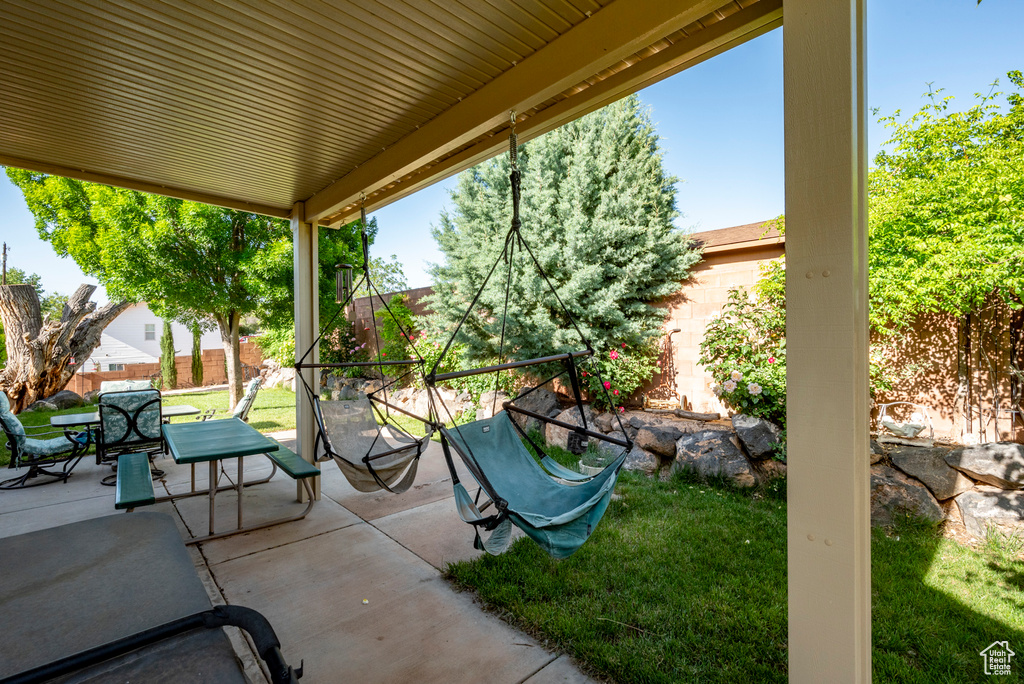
[442,412,627,559]
[314,395,429,493]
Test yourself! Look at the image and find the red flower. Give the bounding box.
[621,343,626,348]
[618,406,625,413]
[609,350,619,360]
[613,389,619,396]
[768,356,776,364]
[603,381,611,390]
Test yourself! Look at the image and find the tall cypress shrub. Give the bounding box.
[427,94,700,363]
[159,320,177,390]
[191,326,203,387]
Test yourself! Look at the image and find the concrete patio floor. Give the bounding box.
[0,432,596,684]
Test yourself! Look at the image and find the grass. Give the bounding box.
[445,462,1024,683]
[0,387,299,467]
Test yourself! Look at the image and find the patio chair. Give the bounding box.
[196,377,262,423]
[96,389,165,485]
[0,392,91,489]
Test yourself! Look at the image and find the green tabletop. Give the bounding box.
[162,418,279,464]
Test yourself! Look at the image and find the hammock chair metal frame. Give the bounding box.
[423,115,632,557]
[296,203,436,494]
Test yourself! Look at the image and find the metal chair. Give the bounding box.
[97,389,165,485]
[0,392,91,489]
[196,377,262,423]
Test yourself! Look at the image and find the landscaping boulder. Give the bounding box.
[635,425,683,458]
[476,391,509,420]
[591,430,628,459]
[622,444,659,475]
[731,414,781,459]
[594,412,616,433]
[673,430,757,488]
[83,390,100,404]
[23,400,58,413]
[870,464,943,526]
[945,442,1024,489]
[889,446,972,501]
[545,405,595,452]
[510,387,561,435]
[954,487,1024,538]
[45,390,84,410]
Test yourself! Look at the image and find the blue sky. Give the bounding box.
[2,0,1021,297]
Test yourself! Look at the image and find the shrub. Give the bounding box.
[580,342,660,411]
[698,266,787,428]
[416,324,521,403]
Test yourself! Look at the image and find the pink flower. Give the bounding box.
[618,406,625,413]
[609,350,619,360]
[603,381,611,390]
[613,389,619,396]
[768,356,776,364]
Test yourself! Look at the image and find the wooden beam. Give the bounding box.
[305,0,728,223]
[323,0,782,226]
[0,154,291,219]
[784,0,871,681]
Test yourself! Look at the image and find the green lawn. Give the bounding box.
[446,468,1024,683]
[0,387,298,467]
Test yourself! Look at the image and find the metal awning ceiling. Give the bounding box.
[0,0,780,226]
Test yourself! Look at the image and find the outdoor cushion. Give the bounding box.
[0,393,27,450]
[99,390,162,445]
[21,433,90,457]
[99,380,153,393]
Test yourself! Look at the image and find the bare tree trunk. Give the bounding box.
[0,284,130,412]
[216,311,243,409]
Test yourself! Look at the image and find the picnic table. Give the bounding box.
[114,419,319,544]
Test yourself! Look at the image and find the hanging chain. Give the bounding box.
[508,110,518,170]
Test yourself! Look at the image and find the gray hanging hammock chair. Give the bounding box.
[297,206,435,494]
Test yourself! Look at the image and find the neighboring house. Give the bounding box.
[65,303,262,394]
[87,303,222,371]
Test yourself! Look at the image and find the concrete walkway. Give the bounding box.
[0,433,596,684]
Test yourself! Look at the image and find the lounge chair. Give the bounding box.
[0,392,91,489]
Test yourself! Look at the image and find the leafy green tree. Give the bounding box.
[4,171,362,407]
[427,95,700,389]
[257,215,406,366]
[190,325,203,387]
[159,320,176,390]
[868,72,1024,335]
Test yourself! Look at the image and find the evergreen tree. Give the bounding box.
[159,320,177,390]
[191,326,203,387]
[427,95,700,364]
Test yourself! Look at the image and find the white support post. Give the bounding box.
[784,0,870,681]
[292,201,321,501]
